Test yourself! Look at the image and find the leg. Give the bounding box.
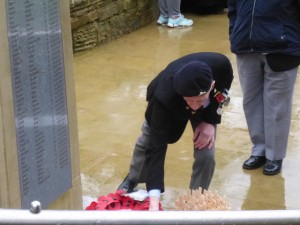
[157,0,170,25]
[158,0,169,18]
[190,146,215,190]
[263,63,298,160]
[189,121,216,190]
[166,0,193,28]
[237,53,265,156]
[127,121,151,183]
[166,0,181,17]
[117,121,150,192]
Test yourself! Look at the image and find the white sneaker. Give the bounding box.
[167,15,193,28]
[157,15,168,25]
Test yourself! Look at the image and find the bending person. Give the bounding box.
[118,52,234,210]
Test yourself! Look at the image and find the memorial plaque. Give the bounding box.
[5,0,72,209]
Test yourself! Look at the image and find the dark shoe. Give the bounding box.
[243,155,266,170]
[117,175,137,193]
[263,159,282,176]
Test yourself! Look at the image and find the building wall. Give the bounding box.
[70,0,158,53]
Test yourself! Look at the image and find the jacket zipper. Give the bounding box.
[250,0,257,51]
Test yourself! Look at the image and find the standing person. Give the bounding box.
[157,0,193,28]
[228,0,300,175]
[117,52,234,210]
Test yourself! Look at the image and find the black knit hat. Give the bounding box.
[173,61,213,97]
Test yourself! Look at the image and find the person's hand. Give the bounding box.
[193,122,215,149]
[149,196,160,211]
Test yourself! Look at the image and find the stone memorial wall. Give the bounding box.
[0,0,82,209]
[6,0,72,209]
[70,0,158,52]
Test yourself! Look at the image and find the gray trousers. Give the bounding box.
[158,0,181,18]
[127,120,215,190]
[237,53,298,160]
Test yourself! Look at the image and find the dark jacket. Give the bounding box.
[144,52,234,192]
[228,0,300,56]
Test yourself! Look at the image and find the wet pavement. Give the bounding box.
[73,12,300,210]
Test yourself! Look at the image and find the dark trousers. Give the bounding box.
[127,120,215,190]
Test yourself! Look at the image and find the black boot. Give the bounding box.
[263,159,282,175]
[243,155,266,170]
[117,174,138,193]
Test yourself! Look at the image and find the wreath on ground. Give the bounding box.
[85,190,163,211]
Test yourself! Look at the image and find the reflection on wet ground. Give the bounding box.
[73,12,300,210]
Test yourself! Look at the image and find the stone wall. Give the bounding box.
[70,0,158,53]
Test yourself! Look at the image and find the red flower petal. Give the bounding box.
[85,201,97,210]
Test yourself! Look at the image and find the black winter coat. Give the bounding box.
[228,0,300,56]
[144,52,234,192]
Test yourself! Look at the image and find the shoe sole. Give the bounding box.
[167,24,193,28]
[157,21,168,26]
[242,164,265,170]
[263,171,281,176]
[263,168,281,176]
[167,20,193,28]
